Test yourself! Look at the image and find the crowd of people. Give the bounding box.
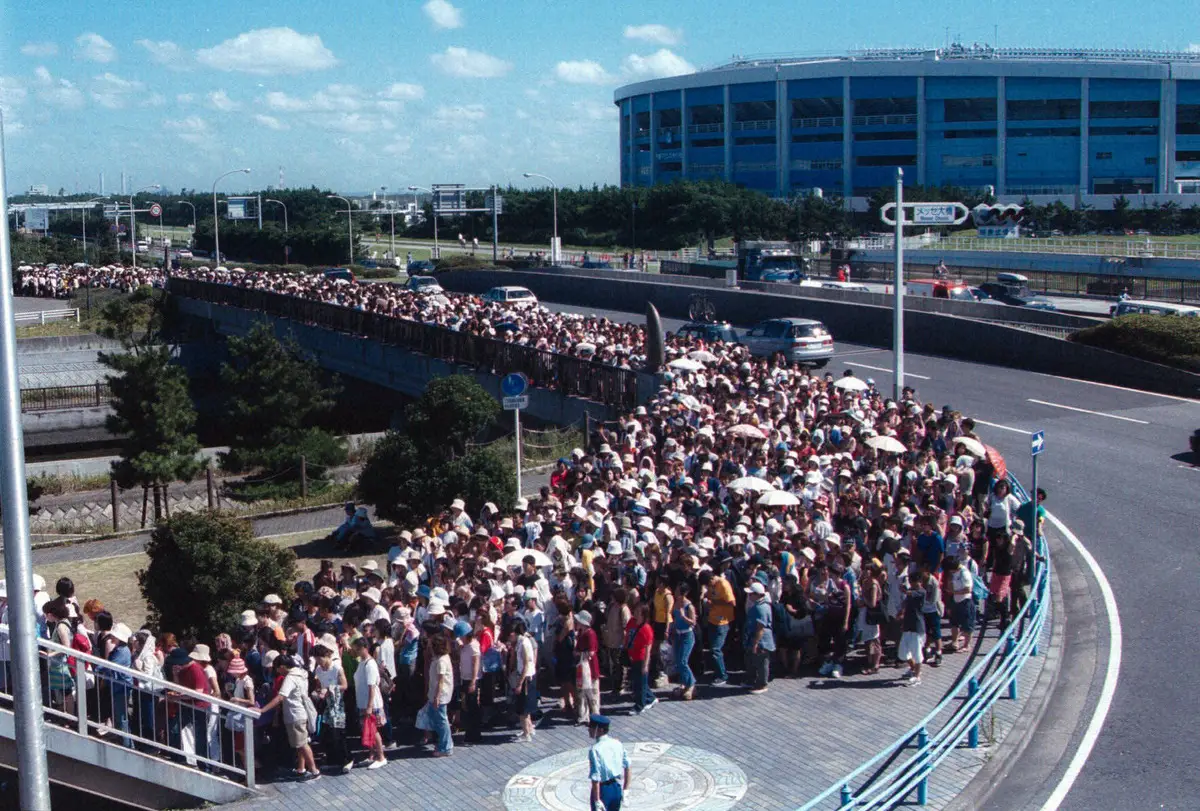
[2,261,1048,784]
[14,263,167,299]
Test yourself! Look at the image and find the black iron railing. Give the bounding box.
[169,278,642,411]
[21,382,111,412]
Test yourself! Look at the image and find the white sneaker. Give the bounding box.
[830,664,843,679]
[341,762,354,774]
[899,669,915,681]
[367,759,386,770]
[904,677,922,687]
[512,733,532,743]
[384,742,399,751]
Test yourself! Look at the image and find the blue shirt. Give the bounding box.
[916,531,945,571]
[743,599,776,652]
[588,734,630,783]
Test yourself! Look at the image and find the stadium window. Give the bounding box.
[733,100,776,123]
[1177,105,1200,135]
[792,133,843,143]
[657,108,681,128]
[634,112,650,134]
[1007,126,1080,138]
[1176,150,1200,161]
[854,97,917,117]
[1089,100,1159,120]
[1088,125,1157,137]
[1006,99,1081,122]
[854,130,916,141]
[658,162,683,172]
[736,136,776,146]
[942,129,997,139]
[1095,152,1113,160]
[637,144,650,152]
[943,98,997,122]
[941,155,995,167]
[791,97,844,118]
[691,138,724,149]
[855,154,917,167]
[689,104,724,127]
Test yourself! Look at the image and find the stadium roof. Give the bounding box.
[712,45,1200,72]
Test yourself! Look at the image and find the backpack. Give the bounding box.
[377,660,395,695]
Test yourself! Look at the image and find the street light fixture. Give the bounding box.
[408,185,438,260]
[129,184,160,271]
[80,196,107,265]
[212,168,251,267]
[523,172,558,263]
[327,194,354,266]
[264,198,288,263]
[176,200,197,245]
[381,185,396,262]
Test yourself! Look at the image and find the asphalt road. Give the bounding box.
[542,299,1200,810]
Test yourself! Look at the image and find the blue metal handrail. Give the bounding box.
[798,473,1049,810]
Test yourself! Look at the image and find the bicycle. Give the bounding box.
[688,293,716,323]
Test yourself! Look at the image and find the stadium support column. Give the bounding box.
[649,94,656,186]
[777,76,788,196]
[916,77,927,186]
[1080,78,1090,196]
[681,88,689,178]
[1161,79,1175,194]
[842,76,852,208]
[996,77,1007,196]
[723,84,733,183]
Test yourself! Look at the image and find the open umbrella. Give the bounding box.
[985,445,1008,480]
[687,349,719,364]
[953,436,987,457]
[833,376,870,392]
[866,435,908,454]
[574,342,597,355]
[728,476,774,493]
[757,490,800,508]
[668,357,705,372]
[674,393,702,411]
[501,548,552,569]
[728,424,766,440]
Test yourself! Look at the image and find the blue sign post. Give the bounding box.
[1030,430,1044,535]
[501,373,529,498]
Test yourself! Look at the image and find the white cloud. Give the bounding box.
[430,46,512,79]
[196,27,337,75]
[176,93,195,104]
[264,83,364,113]
[430,104,487,125]
[623,24,682,46]
[423,0,464,29]
[382,136,414,156]
[20,42,58,58]
[76,33,116,63]
[554,60,613,85]
[379,82,425,101]
[164,115,211,145]
[207,89,240,111]
[143,93,166,107]
[33,66,85,109]
[323,113,394,134]
[0,77,28,107]
[622,49,695,79]
[136,39,186,68]
[90,72,145,109]
[254,113,287,130]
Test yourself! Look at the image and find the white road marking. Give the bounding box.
[1038,510,1123,811]
[845,362,931,380]
[1027,398,1149,425]
[1033,373,1200,404]
[1178,465,1200,473]
[973,418,1030,435]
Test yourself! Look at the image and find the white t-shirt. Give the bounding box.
[277,668,309,725]
[354,656,384,712]
[987,493,1022,530]
[428,653,453,706]
[951,567,974,603]
[314,660,343,690]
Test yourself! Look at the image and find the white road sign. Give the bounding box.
[502,395,529,410]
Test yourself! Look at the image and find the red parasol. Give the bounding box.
[985,445,1007,480]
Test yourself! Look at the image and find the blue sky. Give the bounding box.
[1,0,1195,195]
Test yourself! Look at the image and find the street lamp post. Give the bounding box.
[80,196,107,266]
[264,198,288,263]
[523,172,558,264]
[328,195,354,266]
[176,200,196,246]
[130,184,160,271]
[408,185,438,260]
[381,186,396,263]
[212,168,251,267]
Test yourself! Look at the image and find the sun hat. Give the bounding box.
[453,620,472,639]
[189,644,212,663]
[450,498,466,511]
[362,587,382,603]
[164,647,192,668]
[262,594,283,606]
[108,623,132,644]
[226,656,248,677]
[239,609,258,627]
[745,581,766,596]
[575,610,593,627]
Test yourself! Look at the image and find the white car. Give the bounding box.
[482,285,538,307]
[177,249,194,260]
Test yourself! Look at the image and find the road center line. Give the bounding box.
[1038,510,1123,811]
[844,362,931,380]
[1027,398,1149,425]
[1034,372,1200,404]
[973,418,1030,434]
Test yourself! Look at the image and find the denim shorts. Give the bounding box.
[923,610,942,641]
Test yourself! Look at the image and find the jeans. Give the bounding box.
[707,624,730,681]
[431,702,452,754]
[745,649,771,690]
[630,666,654,710]
[599,780,624,810]
[110,684,133,749]
[461,686,481,743]
[674,631,696,689]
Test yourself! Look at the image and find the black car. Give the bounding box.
[977,282,1057,311]
[674,321,739,344]
[407,259,436,274]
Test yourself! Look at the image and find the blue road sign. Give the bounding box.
[501,372,528,398]
[1031,430,1045,457]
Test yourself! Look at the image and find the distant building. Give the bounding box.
[27,184,49,196]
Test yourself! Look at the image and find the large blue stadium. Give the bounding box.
[613,46,1200,204]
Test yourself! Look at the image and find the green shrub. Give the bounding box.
[434,254,495,272]
[1070,315,1200,371]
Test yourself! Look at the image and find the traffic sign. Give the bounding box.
[880,201,970,226]
[149,203,162,218]
[501,372,528,398]
[1031,430,1045,457]
[502,395,529,410]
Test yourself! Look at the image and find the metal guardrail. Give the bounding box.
[169,278,643,411]
[0,624,261,790]
[14,308,80,325]
[797,474,1049,810]
[935,235,1200,261]
[21,382,112,412]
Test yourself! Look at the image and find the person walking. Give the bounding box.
[670,582,697,700]
[626,603,657,714]
[743,582,775,694]
[455,620,482,744]
[587,714,631,811]
[422,632,454,757]
[351,637,387,769]
[702,559,735,685]
[257,655,320,782]
[574,610,602,724]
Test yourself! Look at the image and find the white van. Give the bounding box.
[995,272,1029,286]
[1109,299,1200,318]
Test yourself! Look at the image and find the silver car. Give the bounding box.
[740,317,834,367]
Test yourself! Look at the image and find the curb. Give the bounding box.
[943,539,1067,811]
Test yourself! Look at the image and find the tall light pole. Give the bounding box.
[129,184,160,271]
[264,198,288,263]
[80,196,107,265]
[381,185,395,262]
[523,171,558,263]
[212,168,251,267]
[176,200,197,245]
[0,110,53,811]
[328,194,354,266]
[408,185,438,260]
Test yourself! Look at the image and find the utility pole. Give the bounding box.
[492,184,499,263]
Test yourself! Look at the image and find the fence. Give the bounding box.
[169,278,642,411]
[21,382,111,412]
[797,474,1050,810]
[14,308,80,325]
[0,624,261,790]
[935,235,1200,260]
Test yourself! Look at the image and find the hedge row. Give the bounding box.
[1070,314,1200,372]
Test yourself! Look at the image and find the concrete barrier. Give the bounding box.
[440,268,1200,398]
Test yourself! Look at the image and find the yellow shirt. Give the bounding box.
[653,589,674,624]
[707,577,735,626]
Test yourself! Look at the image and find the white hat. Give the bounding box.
[262,593,283,605]
[514,497,529,511]
[361,560,380,572]
[949,515,964,527]
[428,598,447,614]
[189,643,212,663]
[239,609,258,627]
[363,587,382,603]
[745,581,766,596]
[31,574,46,592]
[606,541,623,556]
[450,498,466,511]
[109,623,133,644]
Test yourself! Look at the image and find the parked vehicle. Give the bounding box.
[407,259,437,274]
[323,268,355,283]
[1109,299,1200,318]
[580,260,613,269]
[675,321,739,344]
[406,275,444,294]
[177,249,194,260]
[906,278,975,301]
[978,279,1058,310]
[737,241,811,283]
[482,286,538,307]
[820,281,871,293]
[740,317,834,367]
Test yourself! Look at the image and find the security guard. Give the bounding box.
[587,714,630,811]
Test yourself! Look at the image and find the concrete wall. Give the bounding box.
[851,247,1200,280]
[17,334,123,355]
[21,406,110,435]
[441,268,1200,397]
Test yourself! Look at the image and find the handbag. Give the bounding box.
[302,690,319,735]
[360,711,378,748]
[865,603,887,625]
[415,701,436,731]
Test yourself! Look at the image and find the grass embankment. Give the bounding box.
[1070,315,1200,372]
